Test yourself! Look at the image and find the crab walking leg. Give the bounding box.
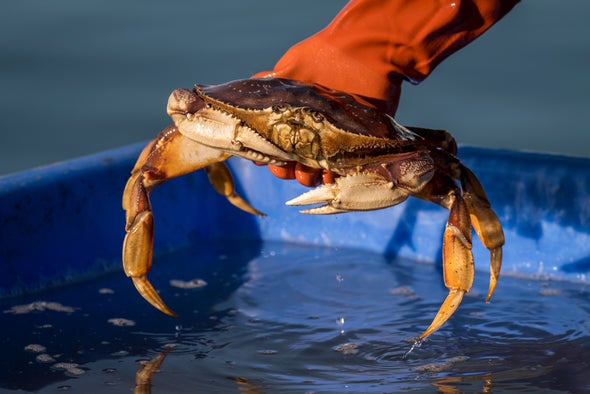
[122,126,254,316]
[417,192,474,341]
[205,162,265,216]
[406,126,458,156]
[459,166,504,302]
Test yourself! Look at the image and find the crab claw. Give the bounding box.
[416,192,474,341]
[287,151,434,214]
[286,173,412,214]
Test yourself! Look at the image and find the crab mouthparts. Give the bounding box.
[167,88,205,118]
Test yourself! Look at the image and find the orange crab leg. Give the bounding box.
[122,126,262,316]
[459,165,504,302]
[205,162,264,216]
[412,154,504,341]
[417,191,474,341]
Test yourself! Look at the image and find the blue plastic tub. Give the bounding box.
[2,143,589,292]
[1,144,589,392]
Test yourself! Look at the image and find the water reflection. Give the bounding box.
[228,376,264,394]
[134,346,172,394]
[0,239,262,392]
[430,375,493,394]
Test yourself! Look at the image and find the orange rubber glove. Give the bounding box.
[253,0,519,186]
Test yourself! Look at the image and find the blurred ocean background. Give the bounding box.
[0,0,588,176]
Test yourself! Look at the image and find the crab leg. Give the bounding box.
[417,190,474,341]
[459,165,504,302]
[122,126,261,316]
[205,162,264,216]
[413,158,504,341]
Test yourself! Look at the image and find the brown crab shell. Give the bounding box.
[194,78,416,149]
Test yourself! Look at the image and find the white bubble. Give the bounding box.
[333,342,359,355]
[169,278,207,289]
[36,354,56,363]
[4,301,75,314]
[25,344,47,353]
[107,318,136,327]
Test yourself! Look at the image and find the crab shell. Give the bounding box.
[169,78,430,168]
[122,78,505,343]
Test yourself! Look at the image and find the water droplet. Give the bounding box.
[403,339,423,359]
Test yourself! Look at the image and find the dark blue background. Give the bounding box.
[0,0,589,175]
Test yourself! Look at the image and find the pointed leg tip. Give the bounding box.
[415,327,436,343]
[486,246,502,303]
[485,284,497,303]
[163,309,180,318]
[131,276,178,317]
[417,289,466,341]
[226,194,266,216]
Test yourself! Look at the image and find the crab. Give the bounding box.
[122,78,504,341]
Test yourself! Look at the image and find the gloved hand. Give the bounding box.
[253,0,519,186]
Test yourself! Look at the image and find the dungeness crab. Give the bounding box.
[122,78,504,341]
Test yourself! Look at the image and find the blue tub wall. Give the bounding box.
[231,147,590,282]
[0,143,266,297]
[0,146,131,294]
[1,143,589,296]
[460,148,590,281]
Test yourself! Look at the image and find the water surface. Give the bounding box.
[1,241,588,393]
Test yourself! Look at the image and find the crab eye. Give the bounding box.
[272,104,288,113]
